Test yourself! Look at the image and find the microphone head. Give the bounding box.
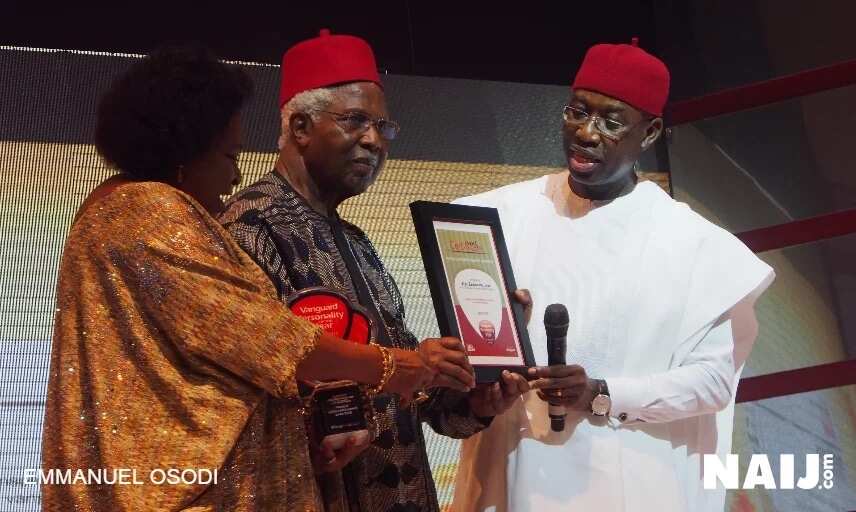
[544,303,569,338]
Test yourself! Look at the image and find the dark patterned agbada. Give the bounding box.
[220,171,489,512]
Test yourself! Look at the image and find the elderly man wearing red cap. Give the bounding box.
[220,30,529,512]
[451,41,775,512]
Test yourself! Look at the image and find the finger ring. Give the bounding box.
[555,389,563,398]
[413,389,430,405]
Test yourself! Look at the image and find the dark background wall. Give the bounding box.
[2,1,658,86]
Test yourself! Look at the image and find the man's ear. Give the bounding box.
[641,117,664,150]
[290,112,313,147]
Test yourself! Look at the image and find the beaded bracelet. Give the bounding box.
[368,342,395,396]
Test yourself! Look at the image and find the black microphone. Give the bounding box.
[544,304,569,432]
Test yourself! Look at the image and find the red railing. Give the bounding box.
[666,58,856,403]
[666,59,856,127]
[735,209,856,254]
[736,360,856,403]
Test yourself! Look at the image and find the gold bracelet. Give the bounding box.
[368,342,395,396]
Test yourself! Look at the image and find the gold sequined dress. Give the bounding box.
[41,181,324,511]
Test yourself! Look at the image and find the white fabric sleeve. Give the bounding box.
[606,296,760,424]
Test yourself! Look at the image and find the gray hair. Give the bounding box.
[277,85,348,150]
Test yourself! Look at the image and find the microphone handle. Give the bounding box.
[547,334,567,432]
[548,406,565,431]
[547,334,567,366]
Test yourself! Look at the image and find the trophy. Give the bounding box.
[287,287,378,451]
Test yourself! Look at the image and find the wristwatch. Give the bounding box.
[590,379,611,417]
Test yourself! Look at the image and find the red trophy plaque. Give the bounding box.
[287,287,378,450]
[287,287,376,344]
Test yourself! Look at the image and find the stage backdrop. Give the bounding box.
[1,47,853,511]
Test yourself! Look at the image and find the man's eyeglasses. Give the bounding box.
[562,105,634,141]
[320,110,401,141]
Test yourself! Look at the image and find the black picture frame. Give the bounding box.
[410,201,535,383]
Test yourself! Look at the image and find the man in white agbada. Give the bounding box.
[451,40,775,512]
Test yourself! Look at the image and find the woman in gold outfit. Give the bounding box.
[40,46,464,512]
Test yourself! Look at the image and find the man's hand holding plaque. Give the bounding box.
[419,337,477,392]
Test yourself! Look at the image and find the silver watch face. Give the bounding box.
[591,394,611,416]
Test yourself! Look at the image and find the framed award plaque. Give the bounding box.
[410,201,535,382]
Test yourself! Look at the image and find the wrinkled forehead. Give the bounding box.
[570,88,639,115]
[329,82,388,115]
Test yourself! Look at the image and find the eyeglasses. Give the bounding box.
[562,105,635,141]
[320,110,401,141]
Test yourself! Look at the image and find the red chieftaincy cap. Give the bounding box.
[572,37,670,116]
[279,28,382,107]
